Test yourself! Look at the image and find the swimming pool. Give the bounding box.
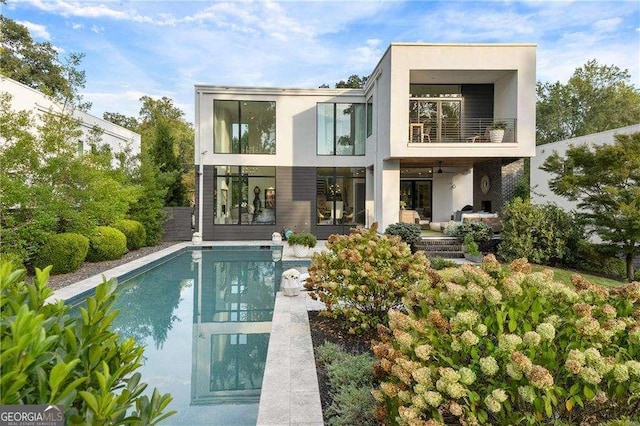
[79,247,285,425]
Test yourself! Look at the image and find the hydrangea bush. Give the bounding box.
[372,255,640,425]
[305,223,432,335]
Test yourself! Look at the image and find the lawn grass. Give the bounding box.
[531,264,624,288]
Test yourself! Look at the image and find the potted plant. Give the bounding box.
[489,121,507,143]
[287,232,317,258]
[463,234,483,263]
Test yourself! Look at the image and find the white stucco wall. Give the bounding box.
[194,86,367,169]
[380,43,536,160]
[194,43,537,234]
[0,76,141,163]
[531,124,640,211]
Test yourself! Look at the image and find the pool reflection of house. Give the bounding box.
[190,249,280,405]
[194,43,536,240]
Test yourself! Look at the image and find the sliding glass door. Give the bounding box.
[409,99,461,143]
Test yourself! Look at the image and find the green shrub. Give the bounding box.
[429,257,458,270]
[0,251,26,270]
[306,223,431,335]
[320,345,378,426]
[498,198,585,266]
[316,341,350,366]
[327,384,378,426]
[372,255,640,425]
[34,232,89,274]
[86,226,127,262]
[444,221,493,242]
[287,232,317,248]
[113,219,147,250]
[326,352,376,389]
[0,262,175,423]
[463,234,481,256]
[385,223,421,246]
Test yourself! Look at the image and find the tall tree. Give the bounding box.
[0,16,90,110]
[150,119,187,207]
[136,96,194,205]
[103,112,139,131]
[541,132,640,281]
[335,74,368,88]
[536,60,640,145]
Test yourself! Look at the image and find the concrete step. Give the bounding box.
[415,238,464,259]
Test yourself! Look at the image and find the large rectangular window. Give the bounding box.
[213,166,276,225]
[214,100,276,154]
[317,103,365,156]
[316,167,365,226]
[366,98,373,138]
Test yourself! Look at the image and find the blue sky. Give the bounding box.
[4,0,639,123]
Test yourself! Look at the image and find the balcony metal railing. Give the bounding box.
[408,118,517,144]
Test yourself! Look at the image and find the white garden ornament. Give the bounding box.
[281,268,301,296]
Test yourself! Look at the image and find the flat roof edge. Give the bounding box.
[194,85,365,96]
[389,42,537,47]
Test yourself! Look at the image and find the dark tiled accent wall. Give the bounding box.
[473,159,524,214]
[501,159,525,207]
[473,160,502,213]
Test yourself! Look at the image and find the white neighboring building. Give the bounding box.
[531,124,640,211]
[0,76,141,164]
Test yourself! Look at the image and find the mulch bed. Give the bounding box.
[308,310,378,415]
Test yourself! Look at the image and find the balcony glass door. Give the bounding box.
[409,99,461,143]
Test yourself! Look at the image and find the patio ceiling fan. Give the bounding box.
[436,161,455,174]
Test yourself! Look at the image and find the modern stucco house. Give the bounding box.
[194,43,536,240]
[1,76,141,165]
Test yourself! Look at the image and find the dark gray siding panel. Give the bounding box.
[201,165,215,240]
[163,207,193,241]
[279,167,316,234]
[462,84,494,121]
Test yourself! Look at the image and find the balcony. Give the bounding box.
[409,118,516,144]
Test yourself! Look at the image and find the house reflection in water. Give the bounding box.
[190,248,281,406]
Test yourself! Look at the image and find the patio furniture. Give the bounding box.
[409,123,432,143]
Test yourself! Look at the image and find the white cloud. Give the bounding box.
[17,20,50,39]
[592,17,623,33]
[11,0,638,122]
[23,0,159,24]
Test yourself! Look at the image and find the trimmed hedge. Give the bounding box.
[34,232,89,274]
[86,226,127,262]
[385,222,422,246]
[113,219,146,250]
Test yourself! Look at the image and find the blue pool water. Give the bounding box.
[79,247,284,425]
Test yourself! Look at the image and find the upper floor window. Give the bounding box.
[317,103,365,156]
[366,98,373,138]
[214,100,276,154]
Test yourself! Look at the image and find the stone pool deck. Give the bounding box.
[256,290,325,426]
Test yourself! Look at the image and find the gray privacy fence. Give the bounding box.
[163,207,194,241]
